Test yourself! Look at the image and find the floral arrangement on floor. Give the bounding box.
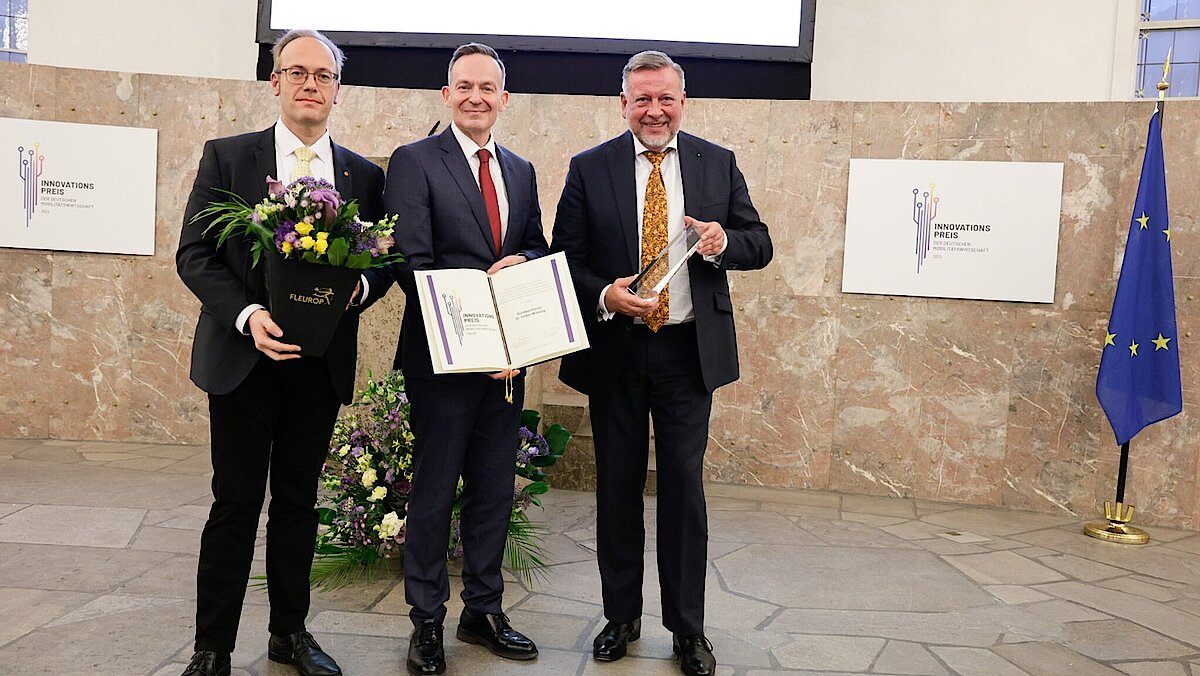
[309,370,570,590]
[193,175,399,269]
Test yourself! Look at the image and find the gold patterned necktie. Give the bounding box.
[290,146,317,180]
[641,150,670,332]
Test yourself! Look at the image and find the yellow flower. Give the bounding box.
[281,241,293,254]
[337,444,349,458]
[316,231,329,240]
[314,238,328,254]
[361,467,377,488]
[300,236,315,250]
[368,486,387,502]
[295,221,314,236]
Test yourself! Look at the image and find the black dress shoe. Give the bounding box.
[672,634,716,676]
[267,631,342,676]
[406,620,446,675]
[455,607,539,660]
[592,618,641,661]
[181,650,231,676]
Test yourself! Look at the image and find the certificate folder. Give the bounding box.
[415,251,590,374]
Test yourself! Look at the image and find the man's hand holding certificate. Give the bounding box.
[414,251,590,374]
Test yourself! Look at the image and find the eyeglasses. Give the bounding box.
[275,67,339,86]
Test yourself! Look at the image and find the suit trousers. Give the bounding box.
[403,373,523,625]
[588,321,713,636]
[194,356,340,653]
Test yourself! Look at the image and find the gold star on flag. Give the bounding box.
[1153,333,1171,351]
[1136,213,1150,229]
[1104,332,1116,347]
[1129,340,1139,357]
[1162,228,1172,242]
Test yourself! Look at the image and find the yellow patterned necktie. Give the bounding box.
[641,150,670,332]
[290,146,317,180]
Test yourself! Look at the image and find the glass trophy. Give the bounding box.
[629,224,702,299]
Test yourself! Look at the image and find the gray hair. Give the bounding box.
[272,29,345,74]
[621,50,686,95]
[448,42,507,90]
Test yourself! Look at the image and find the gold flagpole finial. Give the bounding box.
[1158,47,1172,101]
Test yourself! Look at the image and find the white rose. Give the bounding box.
[361,468,377,488]
[368,486,387,502]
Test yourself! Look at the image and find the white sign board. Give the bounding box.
[1,117,157,255]
[842,159,1063,303]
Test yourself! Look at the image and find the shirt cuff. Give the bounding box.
[597,284,615,321]
[235,304,266,335]
[702,230,728,265]
[349,274,369,306]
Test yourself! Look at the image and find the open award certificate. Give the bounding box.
[414,251,590,374]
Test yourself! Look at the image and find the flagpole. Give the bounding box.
[1084,52,1172,546]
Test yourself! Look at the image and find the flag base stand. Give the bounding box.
[1084,501,1150,545]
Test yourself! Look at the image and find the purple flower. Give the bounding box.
[265,175,285,197]
[309,188,340,224]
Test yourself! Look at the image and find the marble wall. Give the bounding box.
[1,63,1196,530]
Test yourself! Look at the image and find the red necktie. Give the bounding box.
[477,148,502,257]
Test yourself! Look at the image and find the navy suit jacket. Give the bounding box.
[176,127,386,403]
[361,127,550,377]
[551,130,773,395]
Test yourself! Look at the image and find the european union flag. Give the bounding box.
[1096,110,1182,445]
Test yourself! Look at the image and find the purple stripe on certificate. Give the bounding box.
[425,274,454,365]
[550,259,575,343]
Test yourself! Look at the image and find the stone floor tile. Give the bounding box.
[708,496,761,511]
[0,587,95,647]
[1098,576,1180,602]
[512,592,602,619]
[880,519,946,540]
[923,506,1076,536]
[841,494,916,518]
[0,504,145,547]
[770,609,1002,647]
[505,608,594,652]
[1013,530,1200,586]
[1164,535,1200,555]
[0,438,43,454]
[720,544,994,611]
[158,451,218,475]
[1061,618,1195,661]
[1114,661,1191,676]
[155,514,209,531]
[706,483,841,508]
[914,538,990,555]
[579,653,679,674]
[795,517,921,549]
[708,510,816,545]
[771,634,885,671]
[0,458,211,508]
[774,503,842,519]
[992,640,1128,675]
[944,550,1068,585]
[872,639,950,675]
[138,445,209,460]
[0,594,193,674]
[0,503,26,520]
[309,609,408,638]
[129,525,202,554]
[14,445,82,463]
[0,542,174,592]
[928,646,1028,675]
[80,451,143,462]
[1036,581,1200,648]
[1006,544,1057,557]
[114,552,198,599]
[1037,553,1128,581]
[984,584,1054,604]
[838,512,909,527]
[107,456,179,472]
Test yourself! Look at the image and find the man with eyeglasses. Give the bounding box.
[176,29,384,676]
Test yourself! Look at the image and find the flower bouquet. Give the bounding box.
[309,370,571,590]
[193,176,399,355]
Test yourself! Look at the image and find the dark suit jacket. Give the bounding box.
[176,127,386,404]
[552,130,773,395]
[361,127,550,377]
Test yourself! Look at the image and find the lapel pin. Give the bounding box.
[343,170,350,176]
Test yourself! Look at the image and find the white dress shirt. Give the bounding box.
[235,120,337,334]
[598,133,725,323]
[450,122,510,243]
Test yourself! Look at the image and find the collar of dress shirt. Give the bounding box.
[631,132,679,159]
[450,122,499,163]
[274,118,333,167]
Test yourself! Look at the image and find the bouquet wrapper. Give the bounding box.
[264,255,360,357]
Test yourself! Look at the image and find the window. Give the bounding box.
[0,0,27,63]
[1136,0,1200,97]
